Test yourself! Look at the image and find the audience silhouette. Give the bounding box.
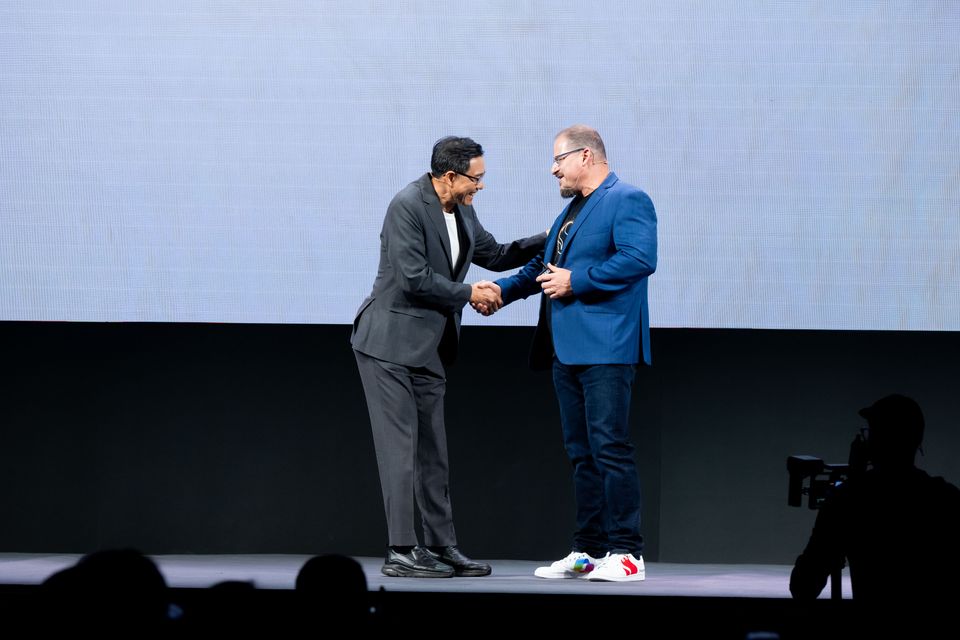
[35,549,379,632]
[790,394,960,626]
[39,548,175,633]
[295,554,373,626]
[183,579,276,634]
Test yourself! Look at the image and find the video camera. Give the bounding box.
[787,429,869,509]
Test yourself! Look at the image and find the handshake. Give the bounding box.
[469,281,502,316]
[468,264,572,317]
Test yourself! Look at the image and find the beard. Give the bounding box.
[559,172,580,199]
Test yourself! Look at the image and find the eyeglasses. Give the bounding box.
[553,147,585,165]
[454,171,484,184]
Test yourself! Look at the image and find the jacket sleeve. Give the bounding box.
[470,217,547,273]
[385,198,471,312]
[494,248,547,306]
[569,189,657,296]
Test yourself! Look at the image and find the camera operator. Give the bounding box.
[789,394,960,614]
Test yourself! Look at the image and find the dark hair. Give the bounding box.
[556,125,607,161]
[431,136,483,177]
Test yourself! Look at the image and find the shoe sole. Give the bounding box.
[534,569,592,579]
[454,567,492,577]
[586,573,646,582]
[381,564,454,578]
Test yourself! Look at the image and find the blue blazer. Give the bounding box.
[496,172,657,365]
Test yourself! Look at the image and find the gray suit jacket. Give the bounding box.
[351,173,545,368]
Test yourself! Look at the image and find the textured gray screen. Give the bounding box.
[2,1,958,329]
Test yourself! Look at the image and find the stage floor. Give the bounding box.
[0,552,850,599]
[4,553,896,639]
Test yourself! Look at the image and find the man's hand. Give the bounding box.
[536,263,573,299]
[470,281,503,316]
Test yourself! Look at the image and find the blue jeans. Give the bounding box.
[552,359,644,556]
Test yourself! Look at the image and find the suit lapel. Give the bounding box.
[419,174,456,273]
[452,207,474,281]
[557,172,619,267]
[543,201,571,265]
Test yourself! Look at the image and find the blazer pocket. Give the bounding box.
[583,306,622,315]
[388,306,425,319]
[582,295,627,314]
[568,229,611,254]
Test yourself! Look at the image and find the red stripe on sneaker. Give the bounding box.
[621,556,638,575]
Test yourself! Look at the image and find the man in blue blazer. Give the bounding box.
[485,125,657,582]
[352,136,546,578]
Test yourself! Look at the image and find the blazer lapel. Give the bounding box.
[418,174,455,273]
[557,172,619,267]
[543,201,570,265]
[452,207,474,281]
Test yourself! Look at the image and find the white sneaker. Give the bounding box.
[533,551,603,579]
[586,553,645,582]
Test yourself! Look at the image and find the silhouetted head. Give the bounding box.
[858,394,924,468]
[186,580,268,633]
[296,554,369,621]
[296,554,366,593]
[40,548,171,630]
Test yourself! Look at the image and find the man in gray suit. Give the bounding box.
[352,136,546,577]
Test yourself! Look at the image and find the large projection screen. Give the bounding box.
[2,2,957,329]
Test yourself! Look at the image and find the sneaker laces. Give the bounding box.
[558,551,594,571]
[555,550,581,563]
[592,552,613,568]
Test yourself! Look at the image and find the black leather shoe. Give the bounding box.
[381,546,454,578]
[426,546,492,577]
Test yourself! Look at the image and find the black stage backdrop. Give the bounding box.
[2,322,958,564]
